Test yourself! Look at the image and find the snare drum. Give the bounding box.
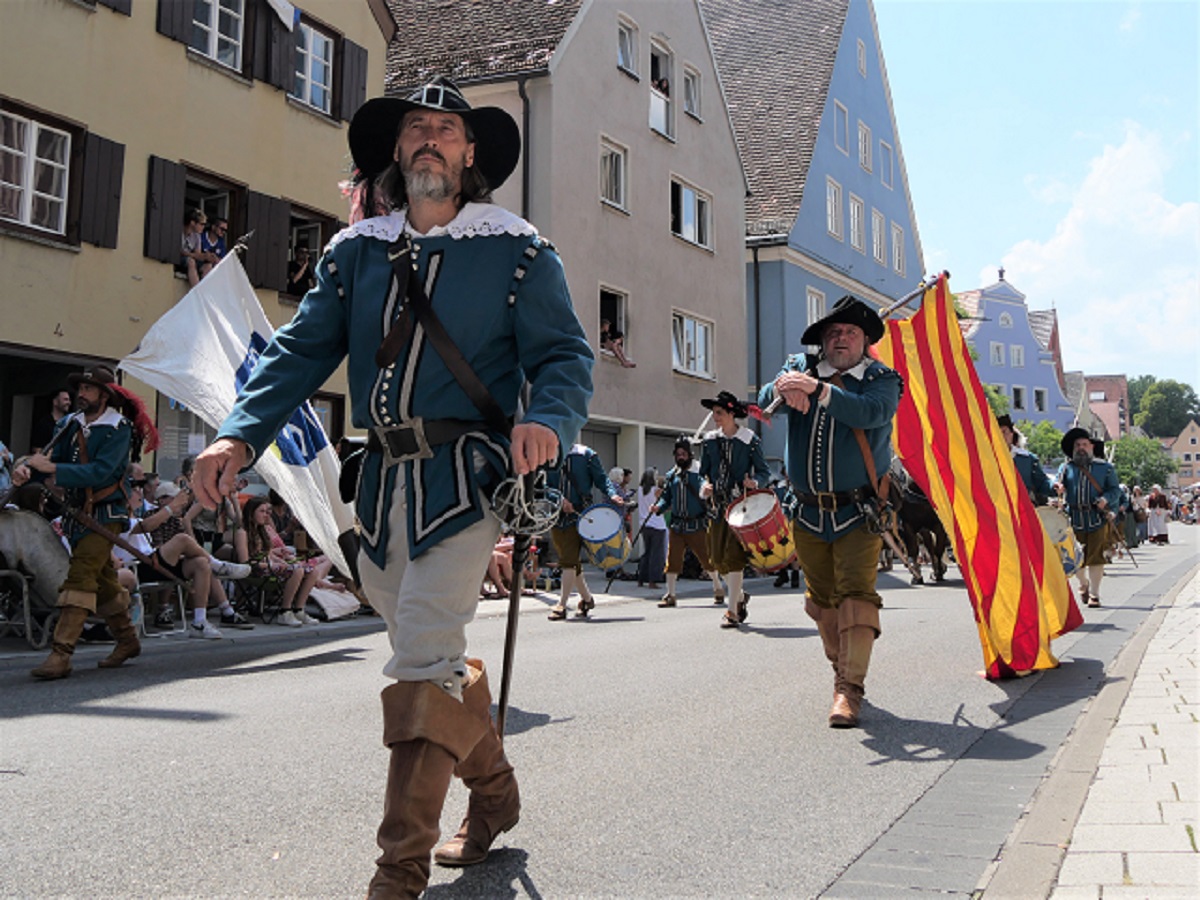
[1037,506,1083,576]
[725,489,797,574]
[577,504,631,570]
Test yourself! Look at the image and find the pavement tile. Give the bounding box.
[1160,802,1199,824]
[1054,851,1125,885]
[1098,885,1198,900]
[1100,729,1150,749]
[871,829,1002,859]
[1084,776,1181,803]
[823,880,969,898]
[1047,886,1101,900]
[1096,746,1166,767]
[834,860,979,893]
[1092,763,1151,782]
[1069,823,1195,853]
[1074,800,1163,825]
[1125,851,1200,885]
[1149,767,1198,786]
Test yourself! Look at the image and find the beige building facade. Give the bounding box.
[1,0,393,480]
[387,0,748,477]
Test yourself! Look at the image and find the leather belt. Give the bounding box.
[367,418,484,466]
[794,486,873,512]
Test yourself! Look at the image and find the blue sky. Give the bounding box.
[873,0,1199,389]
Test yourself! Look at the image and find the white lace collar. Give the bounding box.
[704,426,756,445]
[816,358,870,381]
[325,203,537,253]
[70,407,123,434]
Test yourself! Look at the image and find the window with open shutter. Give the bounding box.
[144,155,186,262]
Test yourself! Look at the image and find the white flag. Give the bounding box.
[120,253,355,577]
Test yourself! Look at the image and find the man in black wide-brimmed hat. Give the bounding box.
[193,77,594,898]
[1055,427,1120,607]
[759,295,903,728]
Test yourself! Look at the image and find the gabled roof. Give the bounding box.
[699,0,849,236]
[955,288,983,339]
[1027,308,1056,351]
[384,0,583,92]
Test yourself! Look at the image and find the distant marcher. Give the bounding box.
[635,469,667,589]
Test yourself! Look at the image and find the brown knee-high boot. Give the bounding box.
[31,598,92,681]
[98,600,141,669]
[434,659,520,867]
[805,597,841,680]
[367,680,489,900]
[829,598,880,728]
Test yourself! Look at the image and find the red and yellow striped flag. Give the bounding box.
[874,274,1083,679]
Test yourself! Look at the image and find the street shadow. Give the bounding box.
[859,702,1044,766]
[1071,621,1121,633]
[426,848,540,899]
[991,656,1116,724]
[738,625,816,640]
[569,616,645,624]
[492,704,567,738]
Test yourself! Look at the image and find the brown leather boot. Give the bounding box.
[829,599,880,729]
[367,680,489,900]
[31,604,90,681]
[829,683,865,728]
[98,605,141,669]
[435,660,520,867]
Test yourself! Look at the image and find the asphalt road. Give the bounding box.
[1,531,1194,899]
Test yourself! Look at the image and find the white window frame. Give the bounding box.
[683,65,701,119]
[672,310,714,379]
[618,17,638,75]
[1012,385,1026,411]
[833,101,849,155]
[999,312,1013,328]
[599,286,629,358]
[670,178,711,249]
[890,222,905,275]
[849,193,865,252]
[650,41,674,138]
[825,177,843,240]
[190,0,245,71]
[1034,388,1047,412]
[806,287,826,338]
[0,111,71,235]
[880,140,894,189]
[290,20,335,115]
[871,209,885,264]
[857,38,867,76]
[600,137,628,210]
[1010,344,1025,368]
[990,342,1005,366]
[857,121,872,172]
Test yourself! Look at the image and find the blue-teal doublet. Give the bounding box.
[1012,447,1052,504]
[698,426,770,511]
[218,205,594,565]
[47,409,132,543]
[547,445,616,527]
[758,353,902,541]
[657,463,709,533]
[1056,458,1120,534]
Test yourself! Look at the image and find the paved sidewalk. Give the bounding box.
[1049,566,1200,899]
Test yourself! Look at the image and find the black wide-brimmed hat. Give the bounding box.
[996,414,1022,439]
[349,76,521,188]
[67,364,118,399]
[1061,426,1093,458]
[801,294,885,346]
[701,390,750,419]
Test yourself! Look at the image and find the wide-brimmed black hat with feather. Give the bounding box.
[701,390,750,419]
[349,76,520,188]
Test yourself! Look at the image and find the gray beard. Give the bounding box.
[405,169,456,203]
[1073,451,1092,466]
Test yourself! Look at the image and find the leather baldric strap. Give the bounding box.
[829,373,891,503]
[376,235,512,439]
[74,427,120,516]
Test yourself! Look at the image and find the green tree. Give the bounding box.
[1134,380,1200,437]
[1127,374,1156,420]
[983,384,1009,417]
[1110,435,1178,488]
[1020,419,1064,464]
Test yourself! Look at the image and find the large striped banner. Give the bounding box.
[874,274,1082,678]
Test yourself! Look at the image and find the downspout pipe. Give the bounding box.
[518,75,530,219]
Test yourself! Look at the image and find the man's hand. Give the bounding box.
[743,475,759,491]
[774,371,821,414]
[193,438,250,510]
[700,482,713,499]
[24,452,55,474]
[11,463,31,487]
[510,422,558,476]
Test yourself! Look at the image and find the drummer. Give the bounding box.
[545,443,622,620]
[651,437,726,608]
[697,391,771,630]
[1056,428,1120,609]
[997,414,1051,505]
[759,295,902,728]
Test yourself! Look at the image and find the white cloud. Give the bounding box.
[1119,4,1142,33]
[1000,123,1200,387]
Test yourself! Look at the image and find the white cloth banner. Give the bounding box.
[120,253,354,576]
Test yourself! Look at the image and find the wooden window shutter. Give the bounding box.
[156,0,194,43]
[245,191,290,291]
[97,0,133,15]
[144,155,186,263]
[338,39,368,122]
[80,133,125,249]
[252,0,293,89]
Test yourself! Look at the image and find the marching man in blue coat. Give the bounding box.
[545,443,621,620]
[697,391,771,629]
[651,437,725,607]
[759,296,902,728]
[194,78,593,899]
[1056,427,1120,609]
[998,415,1051,505]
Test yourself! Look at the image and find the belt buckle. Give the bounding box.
[377,418,434,467]
[815,491,838,512]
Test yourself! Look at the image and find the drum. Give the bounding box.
[725,489,797,573]
[577,504,631,570]
[1037,506,1082,576]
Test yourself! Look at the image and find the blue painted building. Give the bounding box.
[702,0,924,460]
[957,271,1076,431]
